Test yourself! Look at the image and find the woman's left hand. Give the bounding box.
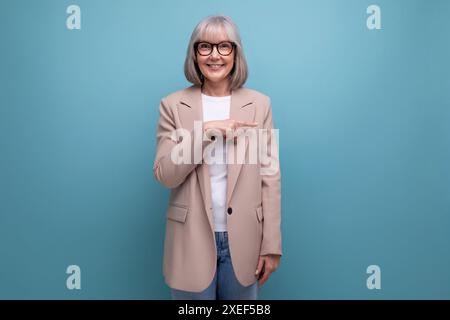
[255,254,281,287]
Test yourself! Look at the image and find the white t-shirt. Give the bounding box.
[202,93,231,232]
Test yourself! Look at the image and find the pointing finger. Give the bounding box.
[236,121,258,127]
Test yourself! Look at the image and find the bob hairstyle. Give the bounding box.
[184,15,248,90]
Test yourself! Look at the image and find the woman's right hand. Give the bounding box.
[204,119,258,140]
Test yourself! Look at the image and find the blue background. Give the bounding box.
[1,0,449,299]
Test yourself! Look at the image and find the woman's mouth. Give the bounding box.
[206,64,225,70]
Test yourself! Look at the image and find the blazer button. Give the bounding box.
[227,207,233,214]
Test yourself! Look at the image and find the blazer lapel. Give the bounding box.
[178,85,255,230]
[226,88,255,206]
[179,86,214,231]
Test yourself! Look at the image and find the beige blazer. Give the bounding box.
[153,85,282,292]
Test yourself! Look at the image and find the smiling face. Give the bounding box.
[195,29,235,86]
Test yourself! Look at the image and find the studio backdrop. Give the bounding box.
[1,0,449,299]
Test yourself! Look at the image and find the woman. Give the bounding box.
[153,15,282,300]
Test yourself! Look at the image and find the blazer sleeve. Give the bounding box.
[153,98,213,188]
[260,97,283,256]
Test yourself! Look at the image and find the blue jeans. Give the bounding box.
[171,231,259,300]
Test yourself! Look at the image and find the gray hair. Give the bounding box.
[184,15,248,90]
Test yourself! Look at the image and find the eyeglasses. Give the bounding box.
[194,41,236,56]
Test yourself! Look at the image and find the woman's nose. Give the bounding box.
[210,46,220,58]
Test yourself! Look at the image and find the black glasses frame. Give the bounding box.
[194,41,236,56]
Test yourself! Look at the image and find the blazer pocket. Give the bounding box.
[167,204,188,223]
[255,205,264,223]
